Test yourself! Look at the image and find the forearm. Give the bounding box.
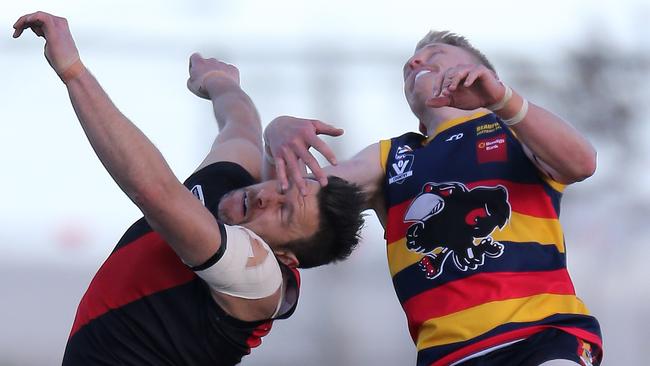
[66,68,176,202]
[498,90,597,183]
[66,68,220,264]
[206,77,262,146]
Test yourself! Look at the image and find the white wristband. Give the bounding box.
[502,99,529,126]
[487,84,512,112]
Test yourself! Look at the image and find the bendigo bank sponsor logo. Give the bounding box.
[477,134,507,163]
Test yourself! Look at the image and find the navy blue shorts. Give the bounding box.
[457,328,600,366]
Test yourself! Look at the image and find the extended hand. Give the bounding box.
[186,53,240,99]
[265,116,343,193]
[425,64,505,110]
[13,11,81,82]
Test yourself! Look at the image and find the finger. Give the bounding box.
[189,52,203,70]
[309,137,338,165]
[312,120,344,136]
[12,14,37,38]
[463,67,482,87]
[295,148,327,186]
[281,148,308,195]
[14,12,54,38]
[431,73,445,97]
[13,13,33,33]
[448,68,470,91]
[274,158,289,192]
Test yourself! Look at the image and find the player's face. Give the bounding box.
[217,179,321,247]
[403,43,476,114]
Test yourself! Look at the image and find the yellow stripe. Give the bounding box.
[543,176,566,193]
[379,139,392,174]
[416,294,590,350]
[387,213,564,276]
[387,238,425,276]
[425,111,490,143]
[491,212,565,253]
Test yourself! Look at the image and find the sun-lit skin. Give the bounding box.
[218,178,321,249]
[403,43,481,123]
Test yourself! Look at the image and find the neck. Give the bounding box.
[419,107,488,136]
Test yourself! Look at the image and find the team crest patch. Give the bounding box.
[389,145,414,184]
[577,339,595,366]
[477,133,507,163]
[403,182,511,279]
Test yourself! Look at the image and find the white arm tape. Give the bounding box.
[194,225,283,299]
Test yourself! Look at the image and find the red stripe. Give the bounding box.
[70,232,195,337]
[386,180,557,244]
[431,326,547,366]
[245,321,274,351]
[430,325,603,366]
[403,270,575,339]
[553,326,603,350]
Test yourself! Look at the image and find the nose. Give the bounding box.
[407,53,425,70]
[255,188,283,209]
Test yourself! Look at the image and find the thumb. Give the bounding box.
[189,52,203,69]
[312,120,344,136]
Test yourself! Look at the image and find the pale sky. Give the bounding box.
[1,0,648,264]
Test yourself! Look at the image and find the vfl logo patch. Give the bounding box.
[403,182,511,279]
[191,185,205,205]
[389,156,414,184]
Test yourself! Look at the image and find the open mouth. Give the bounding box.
[414,69,431,82]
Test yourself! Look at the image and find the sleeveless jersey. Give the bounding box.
[63,162,300,366]
[380,112,602,366]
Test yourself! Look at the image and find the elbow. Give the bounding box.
[567,149,597,183]
[129,180,173,212]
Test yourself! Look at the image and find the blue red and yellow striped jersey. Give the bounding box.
[379,112,602,366]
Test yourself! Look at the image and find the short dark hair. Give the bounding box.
[281,176,365,269]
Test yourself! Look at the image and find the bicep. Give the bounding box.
[196,137,263,181]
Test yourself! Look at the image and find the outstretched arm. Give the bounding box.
[13,12,221,267]
[187,54,263,179]
[426,64,596,184]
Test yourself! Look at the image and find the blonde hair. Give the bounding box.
[416,31,496,73]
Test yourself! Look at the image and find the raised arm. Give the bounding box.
[426,63,596,184]
[187,54,264,179]
[13,12,221,266]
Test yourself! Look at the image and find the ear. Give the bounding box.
[274,250,299,268]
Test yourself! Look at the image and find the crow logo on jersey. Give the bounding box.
[403,182,511,279]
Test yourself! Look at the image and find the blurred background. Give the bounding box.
[2,0,649,365]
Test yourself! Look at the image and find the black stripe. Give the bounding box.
[190,223,228,271]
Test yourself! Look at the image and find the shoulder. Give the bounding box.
[183,161,257,213]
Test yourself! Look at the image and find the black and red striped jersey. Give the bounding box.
[63,162,300,366]
[379,112,602,366]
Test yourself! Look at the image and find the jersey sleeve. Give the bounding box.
[183,162,257,217]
